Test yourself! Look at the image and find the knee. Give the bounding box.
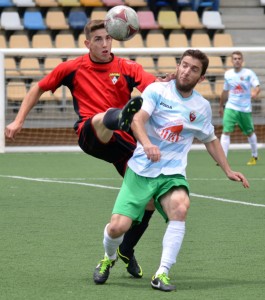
[108,216,132,238]
[175,202,189,220]
[168,192,190,221]
[108,223,125,238]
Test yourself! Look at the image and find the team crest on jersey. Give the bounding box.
[156,120,184,143]
[109,73,120,84]
[190,111,196,122]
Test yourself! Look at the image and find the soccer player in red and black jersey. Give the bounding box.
[5,20,175,278]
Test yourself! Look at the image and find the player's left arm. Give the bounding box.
[205,138,250,188]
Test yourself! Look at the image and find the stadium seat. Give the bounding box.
[157,10,182,30]
[135,56,156,74]
[78,32,86,47]
[32,33,53,48]
[202,10,225,38]
[179,11,204,30]
[146,32,167,48]
[80,0,104,6]
[7,81,28,102]
[111,38,122,48]
[168,32,189,48]
[102,0,124,6]
[68,10,88,30]
[137,10,160,30]
[90,9,107,20]
[23,10,47,30]
[46,10,70,30]
[12,0,36,6]
[19,57,43,77]
[213,79,224,99]
[190,33,212,48]
[213,33,233,47]
[207,56,225,77]
[43,57,63,74]
[9,33,30,48]
[123,33,144,48]
[55,33,76,48]
[124,0,147,7]
[202,11,225,30]
[0,33,7,47]
[5,58,20,77]
[57,0,81,6]
[0,0,14,7]
[156,56,177,75]
[0,11,24,30]
[195,79,214,100]
[34,0,59,7]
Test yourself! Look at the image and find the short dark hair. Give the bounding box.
[180,49,209,76]
[84,20,105,39]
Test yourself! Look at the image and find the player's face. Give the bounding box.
[176,56,204,95]
[231,54,243,70]
[84,28,113,63]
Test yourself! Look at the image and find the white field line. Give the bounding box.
[1,174,265,208]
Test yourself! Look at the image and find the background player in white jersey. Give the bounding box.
[219,51,261,165]
[93,49,249,292]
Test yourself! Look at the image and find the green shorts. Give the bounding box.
[112,167,190,223]
[223,108,254,135]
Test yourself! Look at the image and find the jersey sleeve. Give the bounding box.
[38,59,79,92]
[141,82,159,116]
[194,100,215,143]
[121,58,156,92]
[250,70,260,87]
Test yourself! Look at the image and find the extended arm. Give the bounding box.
[205,138,249,188]
[251,85,261,99]
[5,83,45,140]
[219,89,228,117]
[131,109,161,162]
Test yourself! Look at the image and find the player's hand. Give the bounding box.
[143,144,161,162]
[227,171,250,188]
[156,73,176,82]
[5,121,23,141]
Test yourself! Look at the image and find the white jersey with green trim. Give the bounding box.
[128,80,215,178]
[224,68,260,113]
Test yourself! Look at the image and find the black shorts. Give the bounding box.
[78,118,136,177]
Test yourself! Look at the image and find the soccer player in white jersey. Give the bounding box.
[93,49,250,292]
[219,51,261,165]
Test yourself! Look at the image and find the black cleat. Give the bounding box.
[93,256,116,284]
[118,96,143,132]
[151,273,176,292]
[117,247,143,278]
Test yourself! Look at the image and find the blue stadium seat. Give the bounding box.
[68,10,88,30]
[23,10,47,30]
[0,0,14,7]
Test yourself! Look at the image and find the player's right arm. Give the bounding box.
[219,89,228,117]
[132,109,161,162]
[5,83,45,140]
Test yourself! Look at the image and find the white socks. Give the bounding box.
[221,133,258,158]
[248,133,258,157]
[156,220,185,277]
[103,224,124,260]
[220,134,230,157]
